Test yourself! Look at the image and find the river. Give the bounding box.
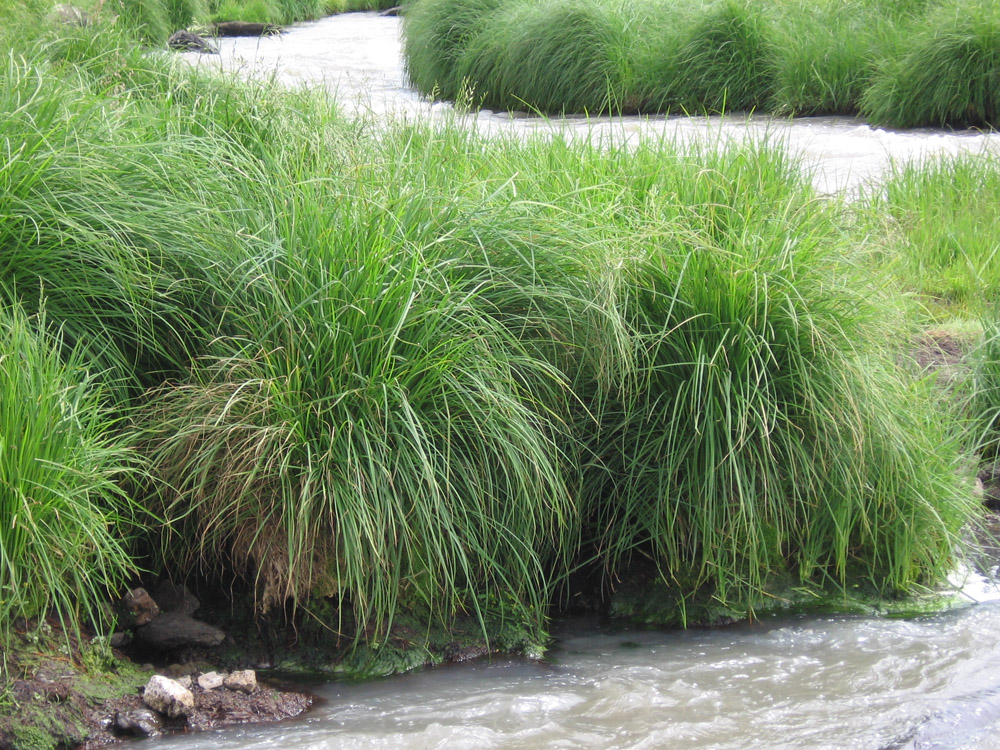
[184,12,1000,196]
[157,594,1000,750]
[165,14,1000,749]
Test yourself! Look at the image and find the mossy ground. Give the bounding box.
[0,625,152,750]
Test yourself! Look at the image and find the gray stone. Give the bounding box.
[223,669,257,694]
[167,30,219,55]
[153,581,201,617]
[214,21,280,37]
[197,671,225,690]
[50,4,90,26]
[142,675,194,719]
[114,708,163,737]
[135,612,226,651]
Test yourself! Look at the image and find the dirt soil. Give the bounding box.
[0,623,313,750]
[82,681,313,748]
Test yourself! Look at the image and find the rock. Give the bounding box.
[167,30,219,54]
[154,581,201,616]
[109,631,131,649]
[214,20,281,36]
[223,669,257,694]
[142,675,194,719]
[176,675,193,689]
[135,612,226,651]
[165,663,195,678]
[122,588,160,628]
[50,4,90,26]
[115,708,163,737]
[197,671,225,691]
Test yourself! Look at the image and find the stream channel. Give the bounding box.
[166,13,1000,749]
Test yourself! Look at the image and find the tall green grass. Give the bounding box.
[107,0,173,43]
[861,152,1000,312]
[208,0,330,24]
[0,43,263,398]
[549,140,973,610]
[638,0,774,114]
[972,314,1000,457]
[134,169,580,632]
[0,305,137,635]
[454,0,636,113]
[0,13,983,643]
[862,0,1000,128]
[768,0,896,116]
[402,0,506,103]
[404,0,1000,127]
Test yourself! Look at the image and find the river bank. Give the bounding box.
[3,5,1000,749]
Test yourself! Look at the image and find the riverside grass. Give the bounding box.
[402,0,999,128]
[972,314,1000,458]
[0,20,981,642]
[861,0,1000,128]
[0,305,137,637]
[861,152,1000,314]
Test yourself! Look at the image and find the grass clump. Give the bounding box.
[454,0,636,113]
[0,306,137,637]
[639,0,775,114]
[403,0,1000,127]
[402,0,506,103]
[862,152,1000,313]
[768,0,895,116]
[208,0,329,24]
[0,47,258,397]
[132,138,580,634]
[570,141,974,613]
[862,0,1000,129]
[106,0,173,43]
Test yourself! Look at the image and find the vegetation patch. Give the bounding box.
[1,7,998,746]
[403,0,1000,127]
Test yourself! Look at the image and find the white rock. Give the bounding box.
[223,669,257,694]
[143,675,194,718]
[197,671,225,690]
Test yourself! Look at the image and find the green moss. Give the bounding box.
[12,726,55,750]
[606,566,968,628]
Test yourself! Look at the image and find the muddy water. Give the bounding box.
[160,15,1000,749]
[157,588,1000,750]
[185,12,1000,195]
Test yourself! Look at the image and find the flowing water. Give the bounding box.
[157,591,1000,750]
[186,12,1000,195]
[162,15,1000,749]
